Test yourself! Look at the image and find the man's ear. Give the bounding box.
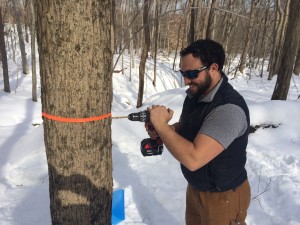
[210,63,219,71]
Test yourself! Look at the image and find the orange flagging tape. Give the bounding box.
[42,112,112,123]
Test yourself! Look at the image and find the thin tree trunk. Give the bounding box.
[29,0,37,102]
[35,0,113,224]
[153,0,160,87]
[188,0,196,44]
[238,0,258,75]
[205,0,218,40]
[13,0,30,74]
[0,7,10,93]
[271,0,300,100]
[269,0,291,79]
[137,0,150,108]
[202,0,210,39]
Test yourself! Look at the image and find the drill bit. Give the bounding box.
[112,115,128,119]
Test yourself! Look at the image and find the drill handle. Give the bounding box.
[145,122,159,140]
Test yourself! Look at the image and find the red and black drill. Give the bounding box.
[127,111,163,157]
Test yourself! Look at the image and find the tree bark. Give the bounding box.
[35,0,113,224]
[137,0,150,108]
[271,0,300,100]
[294,44,300,75]
[0,7,10,93]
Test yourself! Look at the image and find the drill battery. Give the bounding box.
[140,138,163,156]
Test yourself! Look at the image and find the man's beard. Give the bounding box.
[189,71,212,97]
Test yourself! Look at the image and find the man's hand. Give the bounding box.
[147,105,174,129]
[145,123,159,139]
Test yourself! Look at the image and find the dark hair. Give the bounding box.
[180,39,225,71]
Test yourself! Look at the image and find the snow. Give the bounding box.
[1,48,300,225]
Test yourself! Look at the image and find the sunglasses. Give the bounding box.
[179,66,207,79]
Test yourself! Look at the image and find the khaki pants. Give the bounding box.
[185,179,251,225]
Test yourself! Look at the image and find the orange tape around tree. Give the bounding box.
[42,112,112,123]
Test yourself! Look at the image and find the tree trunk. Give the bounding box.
[35,1,113,224]
[188,0,196,44]
[268,0,291,79]
[271,0,300,100]
[137,0,150,108]
[294,44,300,75]
[153,0,160,87]
[238,0,258,75]
[13,0,30,74]
[0,7,10,93]
[202,0,210,39]
[205,0,218,40]
[29,0,37,102]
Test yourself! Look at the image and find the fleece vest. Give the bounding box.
[179,74,250,192]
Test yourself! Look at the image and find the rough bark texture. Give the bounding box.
[35,1,113,224]
[271,0,300,100]
[294,45,300,75]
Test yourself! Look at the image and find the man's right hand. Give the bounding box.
[145,123,159,139]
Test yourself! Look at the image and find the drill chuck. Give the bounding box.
[128,111,150,123]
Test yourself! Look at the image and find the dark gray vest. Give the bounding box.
[179,74,250,192]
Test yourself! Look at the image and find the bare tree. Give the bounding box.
[238,0,259,74]
[137,0,150,108]
[0,6,10,93]
[35,0,113,224]
[205,0,218,39]
[29,0,37,101]
[271,0,300,100]
[152,0,160,87]
[268,0,291,79]
[188,0,196,44]
[12,0,29,74]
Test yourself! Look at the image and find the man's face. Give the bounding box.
[180,54,212,97]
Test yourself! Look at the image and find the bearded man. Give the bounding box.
[147,39,251,225]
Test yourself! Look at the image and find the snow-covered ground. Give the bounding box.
[0,49,300,225]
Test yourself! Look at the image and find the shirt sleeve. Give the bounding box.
[199,104,248,149]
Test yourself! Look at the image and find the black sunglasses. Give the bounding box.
[179,66,207,79]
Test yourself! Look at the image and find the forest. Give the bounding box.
[0,0,300,224]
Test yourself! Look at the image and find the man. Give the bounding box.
[147,39,251,225]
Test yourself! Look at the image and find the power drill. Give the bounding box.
[128,111,163,156]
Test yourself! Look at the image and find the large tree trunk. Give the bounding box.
[271,0,300,100]
[0,7,10,93]
[35,1,113,224]
[137,0,150,108]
